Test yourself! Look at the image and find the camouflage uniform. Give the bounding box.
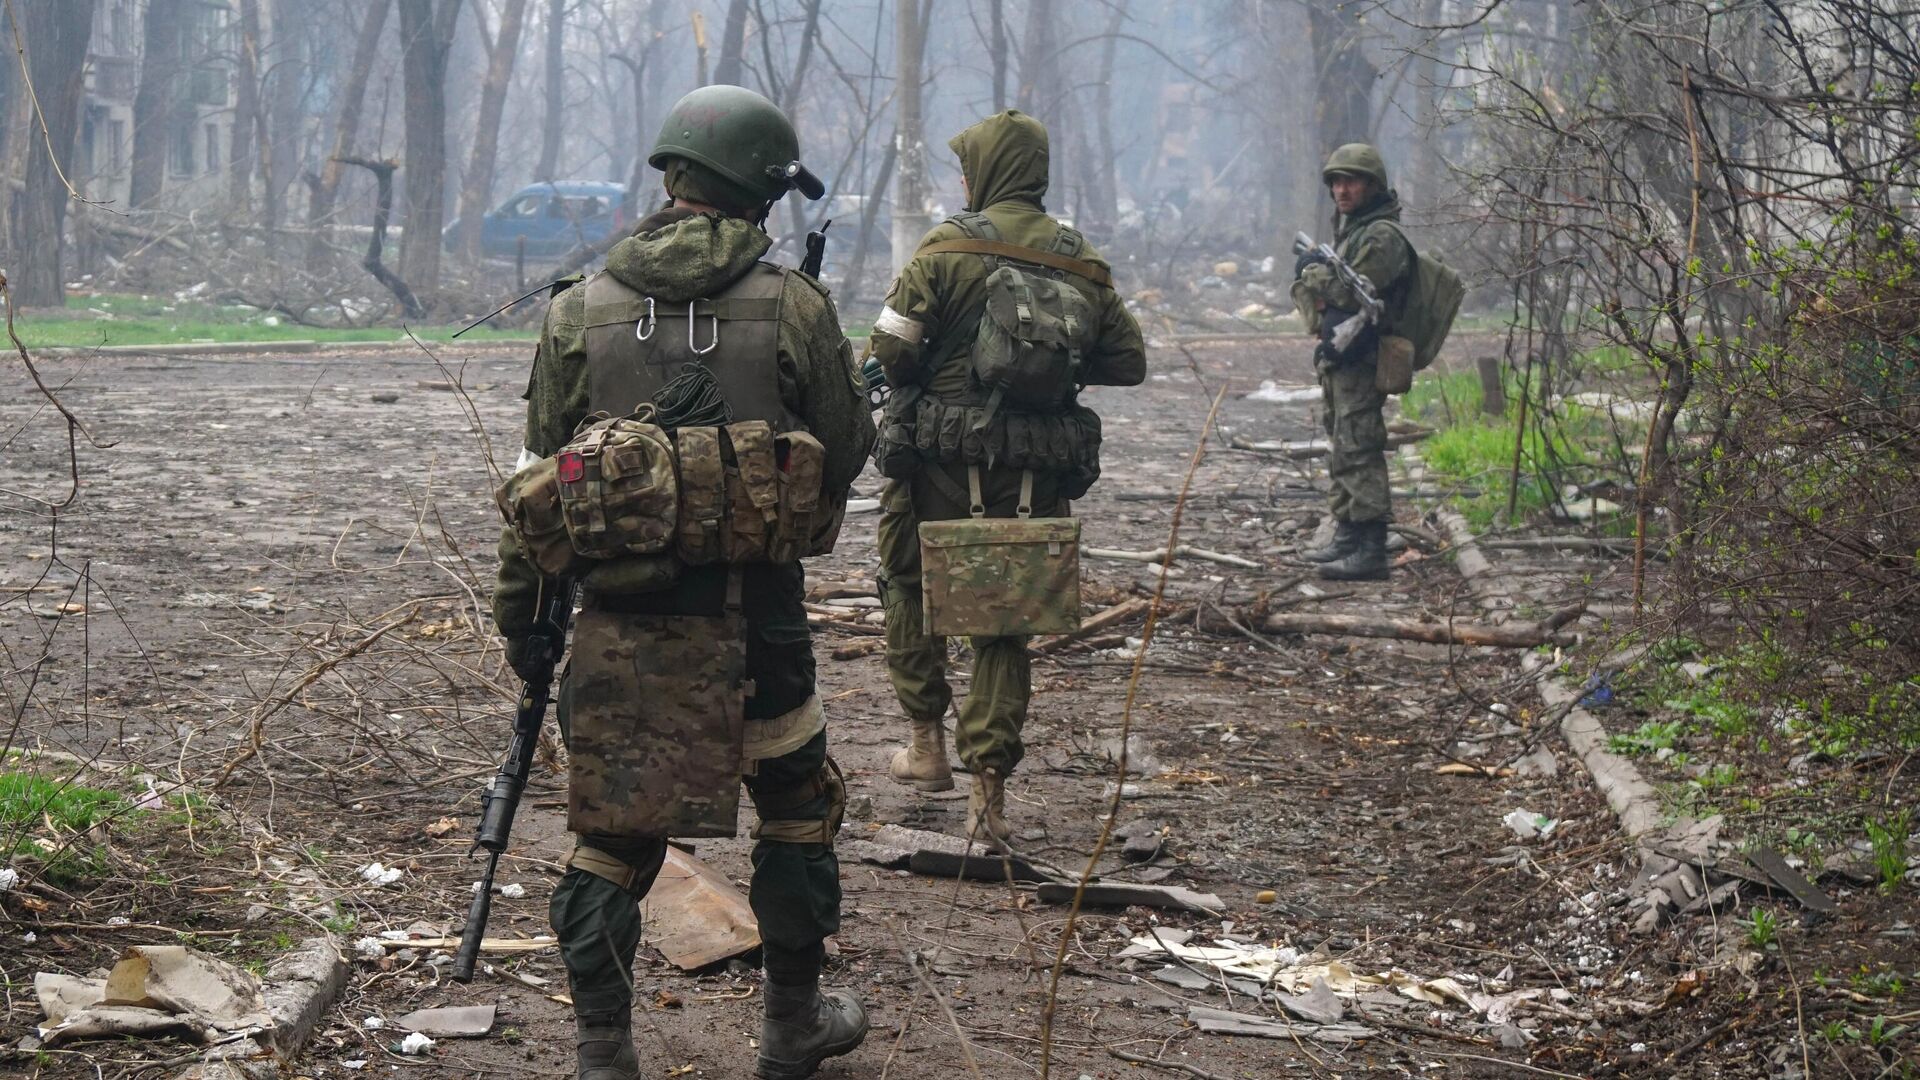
[1290,144,1413,576]
[495,92,873,1078]
[866,111,1145,812]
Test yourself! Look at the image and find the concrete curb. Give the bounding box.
[38,338,534,358]
[170,934,349,1080]
[1540,661,1707,932]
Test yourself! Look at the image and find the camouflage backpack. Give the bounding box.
[919,212,1104,422]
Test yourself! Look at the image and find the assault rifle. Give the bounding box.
[1293,230,1383,358]
[451,578,575,983]
[801,219,832,280]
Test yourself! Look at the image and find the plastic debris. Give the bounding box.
[1243,380,1323,404]
[498,883,527,899]
[395,1004,495,1038]
[396,1031,435,1055]
[1503,809,1559,840]
[358,862,404,887]
[0,866,18,892]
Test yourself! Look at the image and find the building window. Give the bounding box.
[108,119,125,174]
[205,123,220,174]
[170,122,195,176]
[110,0,134,55]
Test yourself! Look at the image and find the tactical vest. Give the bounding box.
[875,212,1107,495]
[581,262,801,432]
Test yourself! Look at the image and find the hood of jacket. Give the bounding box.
[949,110,1049,212]
[603,209,772,303]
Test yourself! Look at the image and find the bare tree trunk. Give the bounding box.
[714,0,749,86]
[1017,0,1055,114]
[988,0,1006,112]
[265,0,310,230]
[457,0,530,261]
[230,0,263,213]
[692,10,710,86]
[9,1,94,306]
[781,0,822,110]
[535,0,565,181]
[1308,3,1376,154]
[396,0,462,294]
[307,0,390,268]
[130,0,185,209]
[890,0,929,274]
[1085,3,1124,239]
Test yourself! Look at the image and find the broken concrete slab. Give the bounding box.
[1276,977,1347,1025]
[38,945,273,1047]
[258,936,348,1059]
[640,847,760,970]
[907,848,1054,884]
[394,1004,495,1039]
[850,824,1057,882]
[1748,847,1838,915]
[1035,881,1225,915]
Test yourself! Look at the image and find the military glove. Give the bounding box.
[502,636,548,684]
[1293,250,1331,280]
[1315,305,1379,368]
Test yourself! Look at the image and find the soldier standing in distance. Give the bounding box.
[493,86,875,1080]
[866,110,1146,846]
[1290,143,1415,581]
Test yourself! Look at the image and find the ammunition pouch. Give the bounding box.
[918,467,1083,638]
[500,411,841,597]
[873,391,1102,494]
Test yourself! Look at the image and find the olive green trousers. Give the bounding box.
[1318,357,1392,524]
[876,465,1063,776]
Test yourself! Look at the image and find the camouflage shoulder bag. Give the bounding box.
[918,467,1081,637]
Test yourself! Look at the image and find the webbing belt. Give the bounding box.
[916,239,1113,288]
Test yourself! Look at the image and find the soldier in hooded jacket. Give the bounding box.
[1290,143,1414,581]
[493,86,874,1080]
[865,110,1146,845]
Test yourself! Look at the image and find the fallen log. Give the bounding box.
[830,638,886,660]
[1229,429,1431,459]
[1084,545,1260,569]
[1258,603,1584,648]
[1033,598,1151,654]
[1481,536,1660,559]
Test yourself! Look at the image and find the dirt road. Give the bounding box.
[0,337,1740,1078]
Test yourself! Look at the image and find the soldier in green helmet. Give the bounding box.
[864,110,1146,845]
[1290,143,1415,581]
[493,84,874,1080]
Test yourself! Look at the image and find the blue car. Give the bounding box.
[447,181,629,258]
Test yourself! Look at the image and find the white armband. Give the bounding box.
[873,305,924,344]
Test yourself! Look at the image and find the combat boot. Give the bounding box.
[965,768,1011,848]
[888,718,955,792]
[1318,521,1390,581]
[757,982,869,1079]
[573,1020,639,1080]
[1302,521,1361,563]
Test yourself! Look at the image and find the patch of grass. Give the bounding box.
[1610,719,1687,756]
[0,770,127,881]
[9,292,535,349]
[1867,811,1912,893]
[1740,906,1779,949]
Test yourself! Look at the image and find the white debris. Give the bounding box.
[338,1061,367,1071]
[106,916,131,926]
[354,937,386,960]
[498,883,527,899]
[1503,809,1559,840]
[358,862,404,886]
[1243,380,1323,404]
[23,931,36,943]
[0,867,18,892]
[363,1017,385,1030]
[397,1032,435,1055]
[377,929,411,941]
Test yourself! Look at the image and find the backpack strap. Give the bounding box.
[914,238,1114,288]
[946,211,1001,242]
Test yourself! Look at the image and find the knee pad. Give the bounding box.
[749,756,846,845]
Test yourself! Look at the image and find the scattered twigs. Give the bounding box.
[1033,599,1152,655]
[1038,384,1229,1080]
[213,609,420,788]
[1084,545,1259,569]
[891,920,985,1079]
[1107,1047,1230,1080]
[1259,603,1584,648]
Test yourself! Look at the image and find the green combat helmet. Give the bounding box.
[650,85,825,203]
[1321,143,1389,189]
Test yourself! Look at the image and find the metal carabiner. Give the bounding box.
[688,300,719,355]
[634,296,656,341]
